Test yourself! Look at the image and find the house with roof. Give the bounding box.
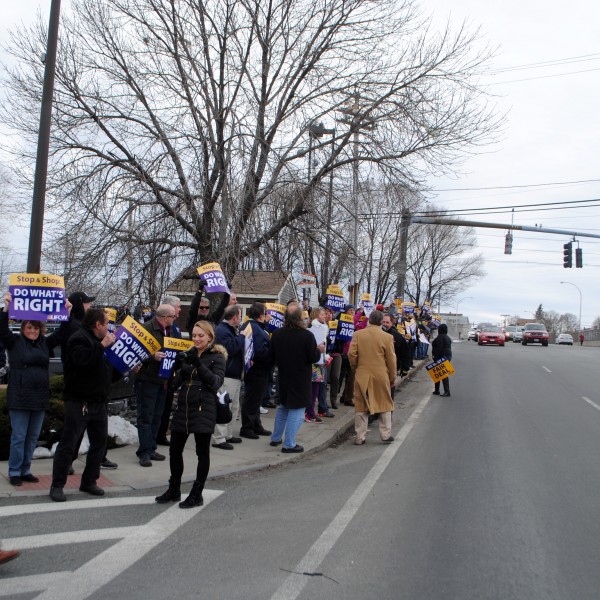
[165,269,304,330]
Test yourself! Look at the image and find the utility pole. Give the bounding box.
[26,0,62,273]
[338,94,375,305]
[395,210,411,300]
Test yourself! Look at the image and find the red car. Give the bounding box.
[521,323,549,346]
[478,325,505,346]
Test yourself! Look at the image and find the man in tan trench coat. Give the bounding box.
[348,310,397,445]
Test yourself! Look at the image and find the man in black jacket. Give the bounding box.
[50,308,117,502]
[382,314,411,376]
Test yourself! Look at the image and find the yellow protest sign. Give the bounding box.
[164,338,194,352]
[426,358,455,383]
[121,316,161,354]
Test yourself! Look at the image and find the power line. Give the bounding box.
[488,52,600,74]
[432,178,600,192]
[490,66,600,85]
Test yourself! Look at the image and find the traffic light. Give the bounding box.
[576,247,583,268]
[504,232,513,255]
[563,242,572,268]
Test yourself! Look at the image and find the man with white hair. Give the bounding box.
[156,296,182,446]
[135,303,177,467]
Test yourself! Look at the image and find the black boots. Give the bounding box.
[155,479,181,504]
[179,481,204,509]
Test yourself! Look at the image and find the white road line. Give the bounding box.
[33,489,223,600]
[0,572,71,598]
[270,391,432,600]
[542,366,552,373]
[4,526,140,550]
[0,495,157,518]
[582,396,600,411]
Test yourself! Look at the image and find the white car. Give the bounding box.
[556,333,574,345]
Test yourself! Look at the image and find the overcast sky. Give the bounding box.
[2,1,599,327]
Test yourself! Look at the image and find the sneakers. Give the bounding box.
[259,406,269,414]
[139,456,152,467]
[281,445,304,453]
[50,486,66,502]
[317,412,335,418]
[101,458,118,470]
[150,451,166,461]
[304,415,323,424]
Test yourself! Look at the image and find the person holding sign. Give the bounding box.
[155,321,226,508]
[50,308,118,501]
[1,293,69,487]
[135,304,177,467]
[431,323,452,397]
[186,264,233,333]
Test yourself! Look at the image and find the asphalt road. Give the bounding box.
[1,341,599,600]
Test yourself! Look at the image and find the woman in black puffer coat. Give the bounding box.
[155,320,226,508]
[1,292,67,486]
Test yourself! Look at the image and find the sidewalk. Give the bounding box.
[0,361,426,499]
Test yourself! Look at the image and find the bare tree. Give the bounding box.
[403,209,485,308]
[1,0,501,290]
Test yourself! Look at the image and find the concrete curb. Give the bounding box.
[0,359,428,499]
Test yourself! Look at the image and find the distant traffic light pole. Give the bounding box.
[394,214,600,309]
[560,281,582,331]
[26,0,62,274]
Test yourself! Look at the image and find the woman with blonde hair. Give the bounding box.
[155,320,226,508]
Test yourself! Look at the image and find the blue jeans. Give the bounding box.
[8,409,46,477]
[271,406,305,449]
[135,380,167,459]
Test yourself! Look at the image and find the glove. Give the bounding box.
[198,278,206,292]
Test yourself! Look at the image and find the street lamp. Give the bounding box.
[560,281,582,331]
[455,296,473,315]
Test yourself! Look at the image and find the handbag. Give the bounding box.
[215,390,233,424]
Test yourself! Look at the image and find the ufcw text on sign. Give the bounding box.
[8,273,68,322]
[105,316,161,374]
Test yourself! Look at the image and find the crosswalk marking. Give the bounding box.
[4,526,141,550]
[0,491,223,599]
[0,495,157,518]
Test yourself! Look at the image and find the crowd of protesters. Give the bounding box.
[1,272,444,519]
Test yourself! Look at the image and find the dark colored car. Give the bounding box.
[522,323,549,346]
